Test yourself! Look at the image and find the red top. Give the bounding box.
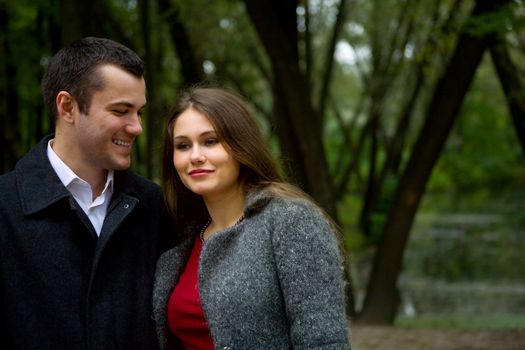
[168,238,214,349]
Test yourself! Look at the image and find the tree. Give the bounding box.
[356,0,465,238]
[156,0,204,87]
[358,0,511,323]
[490,28,525,157]
[0,0,20,173]
[243,0,340,219]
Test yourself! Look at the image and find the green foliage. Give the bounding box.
[337,193,364,250]
[428,54,525,193]
[2,0,54,149]
[406,190,525,282]
[466,3,513,37]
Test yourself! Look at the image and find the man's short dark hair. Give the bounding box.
[41,37,144,119]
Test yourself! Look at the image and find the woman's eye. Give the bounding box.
[175,143,190,151]
[204,138,219,146]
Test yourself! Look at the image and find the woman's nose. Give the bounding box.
[190,146,205,163]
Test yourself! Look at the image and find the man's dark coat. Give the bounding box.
[0,135,173,349]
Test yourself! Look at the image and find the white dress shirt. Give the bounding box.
[47,139,114,236]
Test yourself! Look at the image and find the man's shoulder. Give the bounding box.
[0,168,15,179]
[121,171,160,189]
[0,170,21,212]
[125,171,158,185]
[115,170,162,200]
[0,169,16,191]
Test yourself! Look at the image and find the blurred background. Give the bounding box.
[1,0,524,343]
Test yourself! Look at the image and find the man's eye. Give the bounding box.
[113,110,127,116]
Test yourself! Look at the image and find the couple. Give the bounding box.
[0,37,351,349]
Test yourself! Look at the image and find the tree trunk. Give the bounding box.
[0,1,9,173]
[139,0,163,180]
[157,0,204,87]
[317,0,348,118]
[0,2,22,173]
[359,89,385,237]
[272,83,310,190]
[490,36,525,157]
[358,0,508,324]
[360,63,425,238]
[243,0,337,218]
[245,0,308,191]
[58,0,100,44]
[58,0,134,48]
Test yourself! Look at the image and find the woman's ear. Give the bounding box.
[56,91,77,125]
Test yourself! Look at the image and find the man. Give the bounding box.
[0,37,173,349]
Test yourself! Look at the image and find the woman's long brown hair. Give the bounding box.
[161,87,338,235]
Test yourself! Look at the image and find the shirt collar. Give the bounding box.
[46,139,114,192]
[105,169,115,193]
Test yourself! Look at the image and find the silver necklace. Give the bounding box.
[199,215,245,242]
[199,219,211,242]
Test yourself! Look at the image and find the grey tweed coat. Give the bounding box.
[152,190,351,350]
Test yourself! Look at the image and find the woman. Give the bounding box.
[153,87,351,349]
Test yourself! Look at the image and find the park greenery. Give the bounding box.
[1,0,524,325]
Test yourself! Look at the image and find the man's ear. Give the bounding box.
[56,91,77,125]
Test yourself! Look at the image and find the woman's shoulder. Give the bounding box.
[261,189,323,214]
[249,194,332,235]
[246,186,321,216]
[265,195,319,216]
[253,194,343,270]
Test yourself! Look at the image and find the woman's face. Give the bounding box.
[172,107,241,201]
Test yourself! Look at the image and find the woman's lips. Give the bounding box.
[188,169,213,177]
